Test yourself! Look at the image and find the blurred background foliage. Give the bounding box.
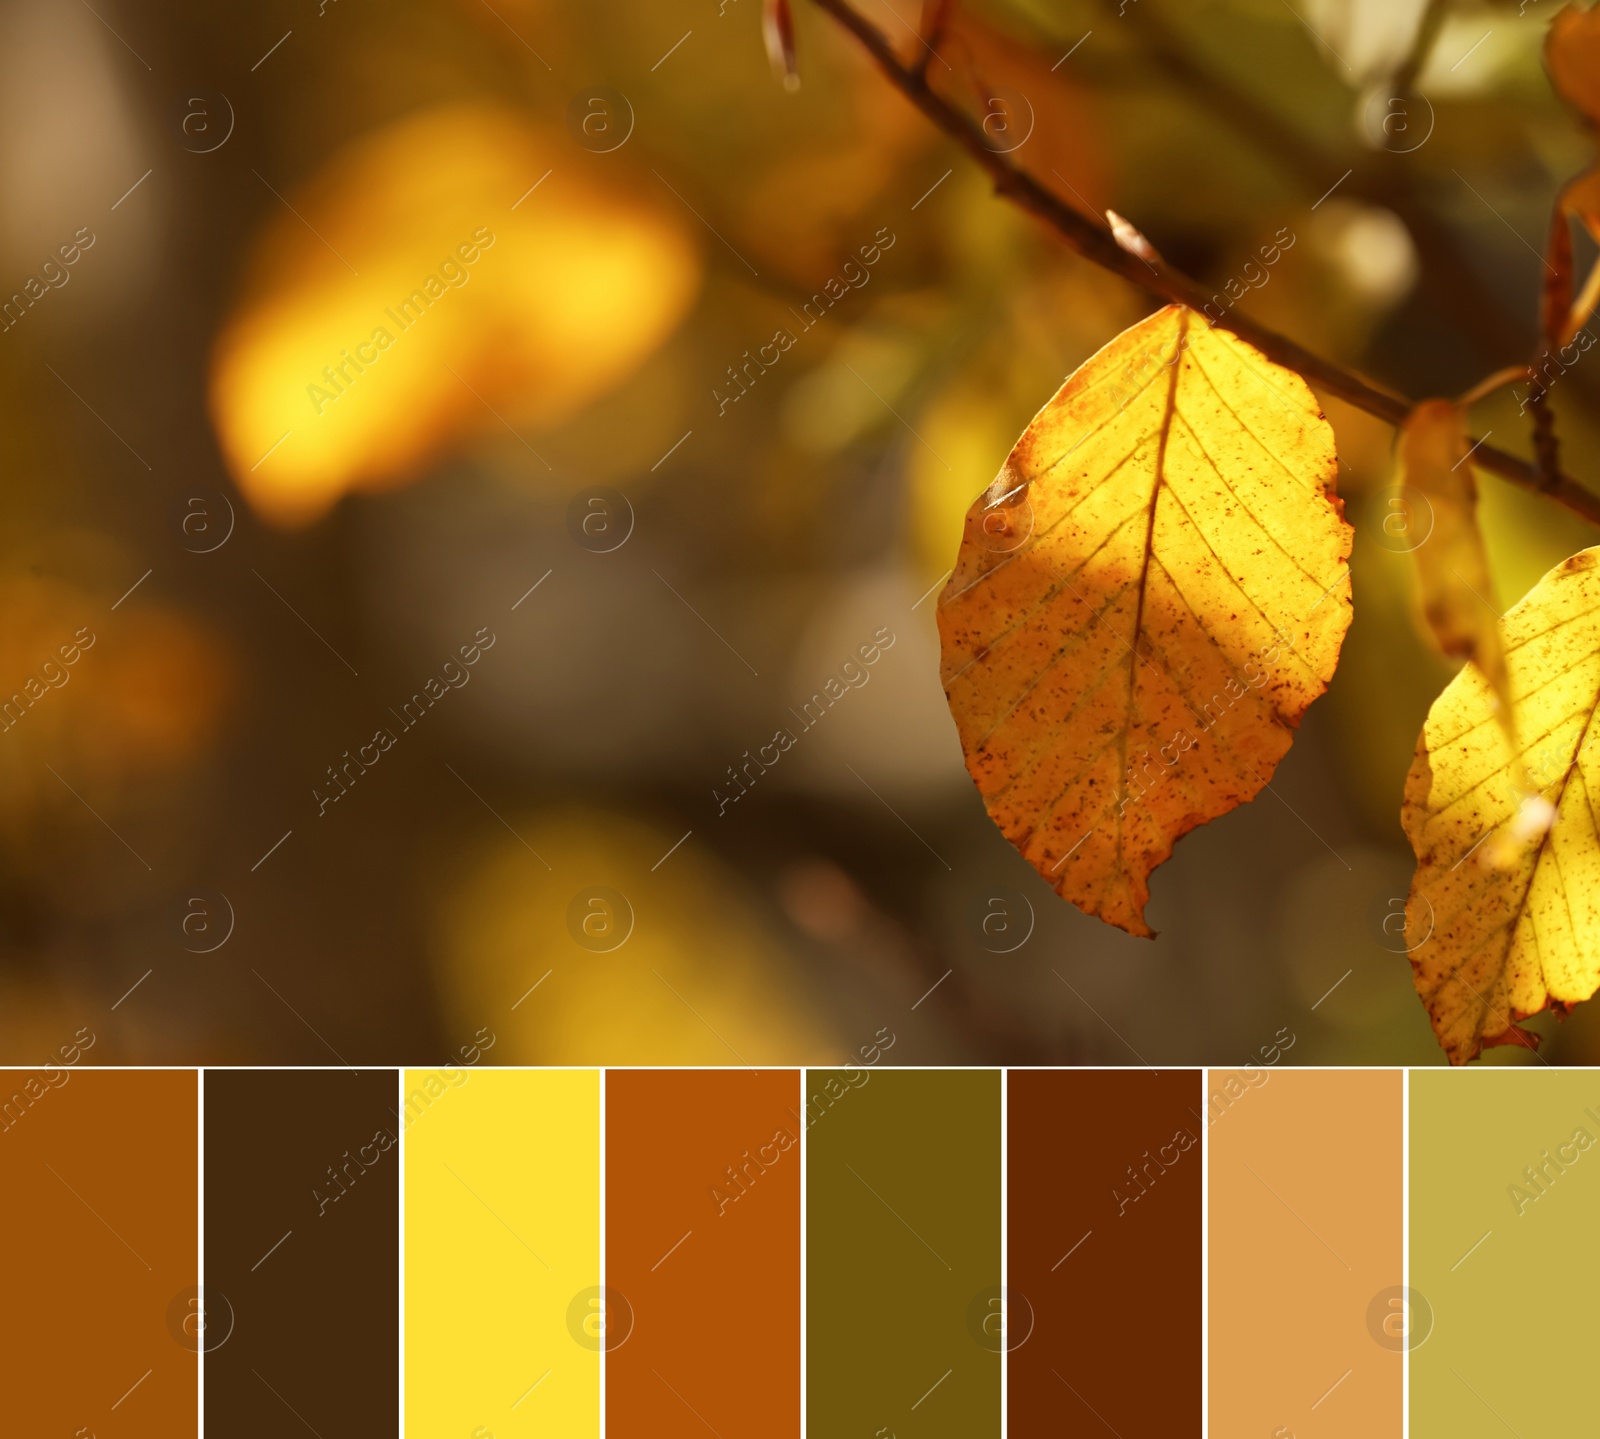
[1,0,1598,1066]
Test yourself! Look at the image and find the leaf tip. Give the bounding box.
[1478,1023,1543,1060]
[763,0,800,90]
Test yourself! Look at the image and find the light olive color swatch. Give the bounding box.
[1412,1068,1600,1435]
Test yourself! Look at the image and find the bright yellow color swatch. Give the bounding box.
[405,1067,600,1437]
[1412,1069,1600,1436]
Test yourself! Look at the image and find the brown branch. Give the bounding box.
[1388,0,1450,104]
[912,0,953,81]
[809,0,1600,530]
[1529,385,1562,487]
[1533,197,1575,486]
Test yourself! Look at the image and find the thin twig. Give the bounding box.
[809,0,1600,529]
[1457,365,1527,410]
[1532,195,1573,487]
[1528,371,1562,487]
[1107,0,1536,371]
[1388,0,1450,102]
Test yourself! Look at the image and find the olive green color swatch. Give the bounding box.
[806,1067,1000,1436]
[1411,1069,1600,1435]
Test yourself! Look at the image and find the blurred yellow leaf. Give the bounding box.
[938,6,1108,216]
[938,305,1351,936]
[1558,168,1600,340]
[1562,166,1600,243]
[435,806,835,1064]
[0,575,230,817]
[1398,399,1509,726]
[1317,391,1402,492]
[1403,547,1600,1063]
[736,64,928,281]
[909,384,1023,584]
[210,104,701,525]
[1547,3,1600,125]
[909,270,1143,588]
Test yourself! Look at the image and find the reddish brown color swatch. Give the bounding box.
[1007,1069,1202,1435]
[0,1065,198,1437]
[606,1069,801,1437]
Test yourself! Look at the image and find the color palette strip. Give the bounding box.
[8,1064,1600,1437]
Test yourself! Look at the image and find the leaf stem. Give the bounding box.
[808,0,1600,529]
[1457,365,1528,410]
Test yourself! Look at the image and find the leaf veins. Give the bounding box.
[938,305,1353,935]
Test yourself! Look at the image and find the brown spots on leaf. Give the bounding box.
[1402,545,1600,1063]
[937,304,1352,935]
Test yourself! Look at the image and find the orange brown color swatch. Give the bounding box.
[606,1069,801,1436]
[0,1065,198,1437]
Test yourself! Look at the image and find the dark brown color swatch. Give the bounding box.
[204,1068,398,1437]
[0,1064,198,1437]
[606,1069,801,1436]
[1008,1069,1202,1435]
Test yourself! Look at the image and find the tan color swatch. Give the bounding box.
[1207,1068,1401,1437]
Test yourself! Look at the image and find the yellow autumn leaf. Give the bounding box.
[210,104,701,526]
[1547,3,1600,126]
[937,304,1353,936]
[1403,547,1600,1064]
[1398,399,1510,727]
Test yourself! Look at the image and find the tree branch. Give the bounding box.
[912,0,953,81]
[809,0,1600,530]
[1388,0,1450,104]
[1098,0,1539,376]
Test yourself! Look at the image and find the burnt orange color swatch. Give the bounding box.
[0,1065,198,1437]
[1007,1069,1201,1435]
[1208,1068,1402,1438]
[606,1069,801,1437]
